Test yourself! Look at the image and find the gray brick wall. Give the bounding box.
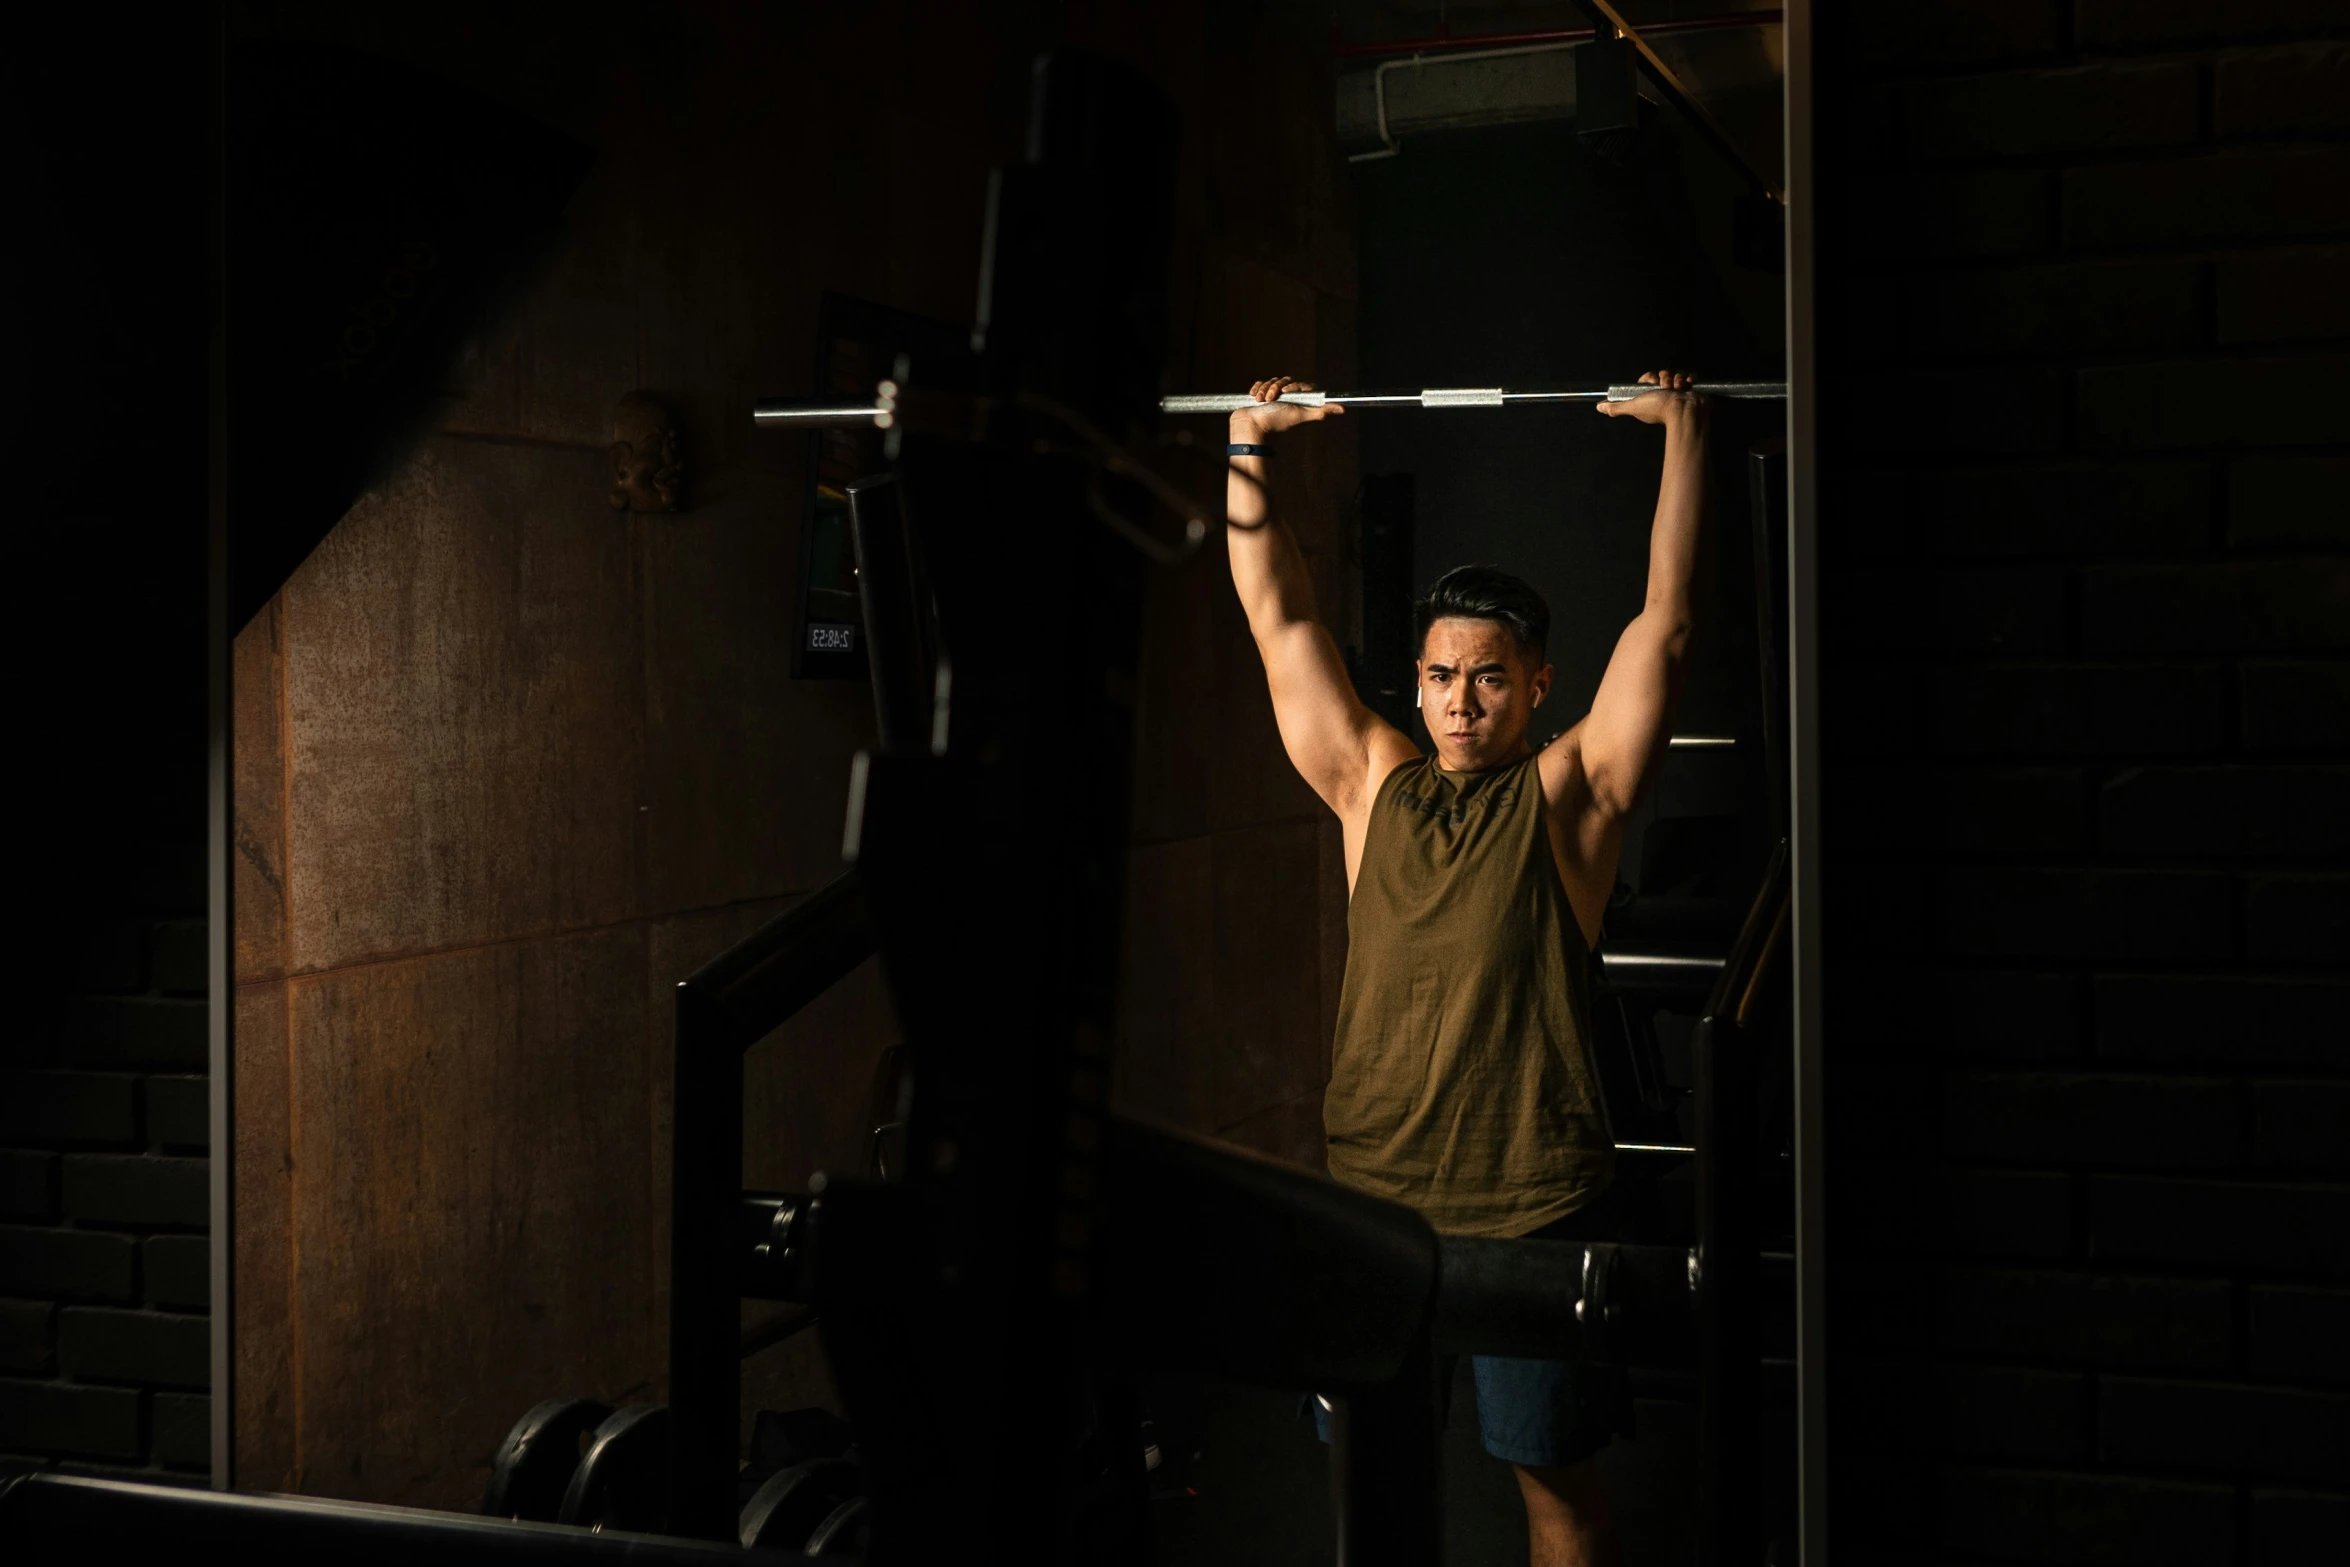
[1819,2,2349,1559]
[1,902,211,1479]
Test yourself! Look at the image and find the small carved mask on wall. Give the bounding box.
[609,390,683,513]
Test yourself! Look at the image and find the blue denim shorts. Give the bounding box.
[1310,1349,1633,1469]
[1311,1200,1634,1468]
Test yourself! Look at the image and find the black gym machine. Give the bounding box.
[0,51,1793,1567]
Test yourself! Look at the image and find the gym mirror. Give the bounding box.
[204,6,1819,1567]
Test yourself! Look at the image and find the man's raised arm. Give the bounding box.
[1564,369,1711,818]
[1226,377,1402,816]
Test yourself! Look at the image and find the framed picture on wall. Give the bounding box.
[794,292,971,679]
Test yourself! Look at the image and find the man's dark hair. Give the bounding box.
[1414,564,1550,662]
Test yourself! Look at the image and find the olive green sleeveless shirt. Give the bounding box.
[1325,753,1615,1237]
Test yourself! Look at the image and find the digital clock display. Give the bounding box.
[806,622,857,653]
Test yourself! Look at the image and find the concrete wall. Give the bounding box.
[228,0,1357,1510]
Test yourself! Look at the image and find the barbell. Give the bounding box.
[750,380,1787,428]
[1160,381,1787,413]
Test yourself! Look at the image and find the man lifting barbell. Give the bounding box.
[1225,369,1709,1567]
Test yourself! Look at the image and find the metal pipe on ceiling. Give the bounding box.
[1329,8,1785,60]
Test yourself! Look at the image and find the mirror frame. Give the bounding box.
[1781,2,1826,1562]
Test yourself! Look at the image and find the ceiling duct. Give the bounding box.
[1576,28,1642,163]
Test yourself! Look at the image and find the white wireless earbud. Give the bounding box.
[1415,688,1424,709]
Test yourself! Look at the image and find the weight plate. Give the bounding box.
[805,1494,873,1557]
[738,1457,862,1551]
[556,1403,673,1533]
[482,1397,610,1521]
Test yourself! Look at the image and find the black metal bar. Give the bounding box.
[679,866,874,1054]
[1355,474,1416,734]
[1692,846,1790,1565]
[1328,1333,1444,1567]
[1433,1236,1697,1358]
[792,1117,1720,1370]
[1702,843,1792,1022]
[667,972,743,1541]
[1101,1117,1439,1390]
[849,474,936,757]
[668,868,875,1539]
[1430,1232,1584,1357]
[205,1,235,1490]
[1600,950,1727,996]
[823,1117,1724,1370]
[1695,1009,1762,1565]
[1750,438,1791,837]
[0,1474,789,1564]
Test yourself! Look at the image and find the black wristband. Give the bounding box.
[1226,442,1272,458]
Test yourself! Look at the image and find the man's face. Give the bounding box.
[1417,616,1551,772]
